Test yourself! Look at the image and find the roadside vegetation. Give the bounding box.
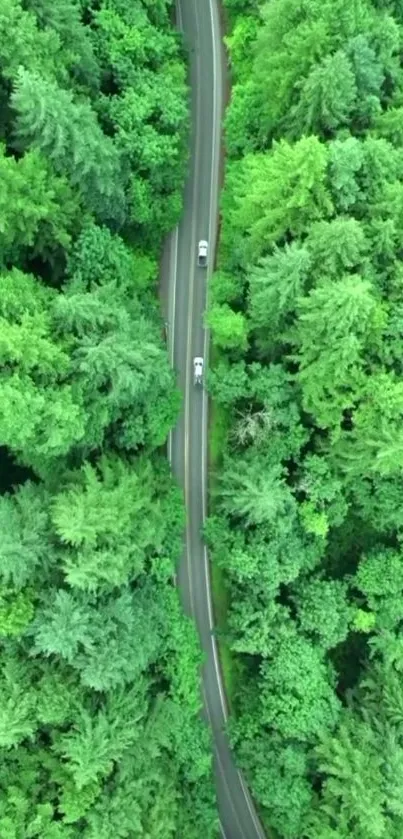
[207,0,403,836]
[0,0,218,836]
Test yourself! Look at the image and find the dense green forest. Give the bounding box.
[207,0,403,836]
[0,0,218,836]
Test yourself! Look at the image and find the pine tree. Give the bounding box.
[12,68,127,224]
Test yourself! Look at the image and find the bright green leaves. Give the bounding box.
[355,548,403,631]
[35,664,82,727]
[297,454,348,534]
[305,217,368,279]
[0,586,34,636]
[0,314,66,375]
[66,222,156,294]
[0,266,54,319]
[295,275,385,428]
[57,688,146,788]
[93,5,173,88]
[224,14,262,82]
[0,270,68,377]
[51,456,170,589]
[53,460,137,550]
[334,373,403,478]
[222,136,332,267]
[346,34,384,122]
[205,303,248,351]
[1,454,180,594]
[207,359,248,406]
[0,0,62,81]
[0,375,86,471]
[247,738,313,839]
[0,147,77,258]
[294,579,353,649]
[312,712,392,839]
[259,623,341,742]
[59,779,100,825]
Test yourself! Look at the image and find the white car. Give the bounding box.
[193,356,204,385]
[198,240,208,267]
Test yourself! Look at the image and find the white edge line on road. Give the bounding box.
[202,684,244,838]
[238,769,267,839]
[202,3,266,838]
[202,0,228,722]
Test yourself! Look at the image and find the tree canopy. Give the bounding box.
[209,0,403,835]
[0,0,217,836]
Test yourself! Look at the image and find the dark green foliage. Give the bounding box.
[12,68,127,225]
[209,0,403,835]
[91,0,188,242]
[23,0,100,92]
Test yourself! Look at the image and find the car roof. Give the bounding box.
[194,356,203,364]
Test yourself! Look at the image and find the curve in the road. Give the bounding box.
[163,1,267,837]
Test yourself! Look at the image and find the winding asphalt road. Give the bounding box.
[161,1,267,837]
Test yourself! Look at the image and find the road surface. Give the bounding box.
[160,1,267,837]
